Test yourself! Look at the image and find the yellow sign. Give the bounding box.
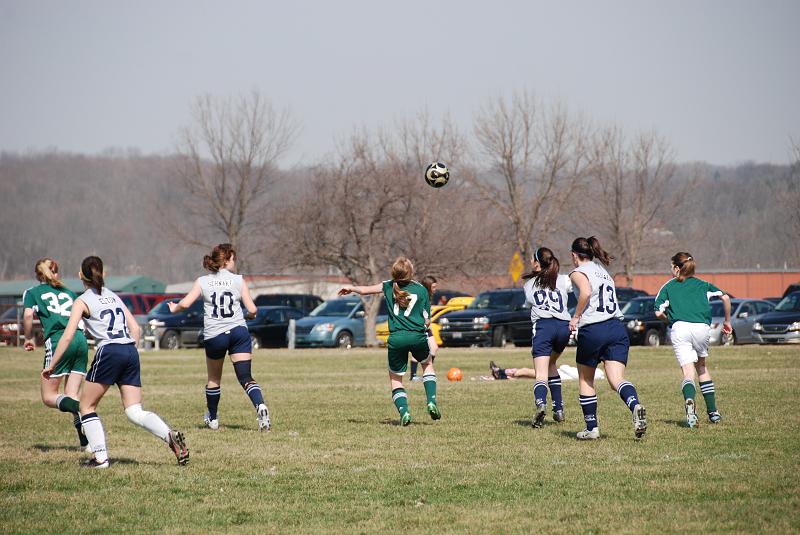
[508,250,525,284]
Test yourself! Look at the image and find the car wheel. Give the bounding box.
[161,330,180,350]
[336,331,353,349]
[492,327,508,348]
[250,334,260,350]
[644,329,661,347]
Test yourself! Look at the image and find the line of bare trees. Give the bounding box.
[1,90,797,340]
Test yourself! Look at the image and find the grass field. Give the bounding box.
[1,344,798,534]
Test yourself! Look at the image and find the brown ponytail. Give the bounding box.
[421,275,437,303]
[671,252,696,282]
[80,256,105,294]
[203,243,236,273]
[571,236,614,266]
[522,247,560,290]
[391,257,414,309]
[35,258,64,288]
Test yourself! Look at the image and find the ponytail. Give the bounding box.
[203,243,236,273]
[34,258,64,289]
[80,256,105,294]
[522,247,560,290]
[671,252,696,282]
[391,257,415,309]
[571,236,614,266]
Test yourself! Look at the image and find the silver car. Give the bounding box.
[708,298,775,345]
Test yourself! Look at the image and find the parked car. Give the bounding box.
[431,289,471,306]
[119,292,183,334]
[144,298,204,349]
[438,289,565,347]
[752,291,800,344]
[293,297,388,348]
[247,306,304,349]
[614,287,650,309]
[253,294,323,316]
[782,283,800,298]
[375,295,474,346]
[621,297,668,346]
[708,298,775,345]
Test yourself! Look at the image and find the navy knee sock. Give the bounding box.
[206,386,221,420]
[617,381,641,412]
[533,381,548,408]
[579,394,598,431]
[548,375,563,410]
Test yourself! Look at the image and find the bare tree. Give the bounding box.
[167,92,299,271]
[468,92,593,266]
[590,128,690,284]
[275,114,496,345]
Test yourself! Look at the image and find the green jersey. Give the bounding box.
[382,280,430,334]
[654,277,726,326]
[22,283,79,341]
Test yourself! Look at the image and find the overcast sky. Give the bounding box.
[1,1,798,166]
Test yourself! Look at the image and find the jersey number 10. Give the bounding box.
[210,291,235,319]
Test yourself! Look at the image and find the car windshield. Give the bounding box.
[469,292,514,310]
[775,293,800,312]
[1,308,18,320]
[709,301,725,317]
[310,300,357,317]
[622,299,653,315]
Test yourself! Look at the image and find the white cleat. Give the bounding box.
[257,404,271,432]
[576,427,600,440]
[633,404,647,439]
[204,412,219,430]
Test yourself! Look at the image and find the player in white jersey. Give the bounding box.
[568,237,647,440]
[489,247,571,427]
[168,244,269,431]
[42,256,188,468]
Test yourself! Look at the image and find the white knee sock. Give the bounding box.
[81,413,108,463]
[125,403,170,442]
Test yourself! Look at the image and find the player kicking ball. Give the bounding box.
[338,257,440,426]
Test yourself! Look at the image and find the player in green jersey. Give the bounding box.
[338,257,441,426]
[22,258,89,450]
[654,252,731,427]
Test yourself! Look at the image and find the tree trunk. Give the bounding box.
[362,294,381,347]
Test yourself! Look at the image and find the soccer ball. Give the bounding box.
[425,162,450,188]
[446,367,463,382]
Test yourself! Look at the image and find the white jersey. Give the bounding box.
[79,288,135,348]
[571,261,623,327]
[198,269,245,339]
[524,274,572,324]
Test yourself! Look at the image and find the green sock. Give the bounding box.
[699,380,717,413]
[422,373,437,405]
[681,379,696,401]
[392,388,409,417]
[56,395,79,414]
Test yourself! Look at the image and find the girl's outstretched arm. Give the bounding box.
[338,283,383,296]
[168,281,201,313]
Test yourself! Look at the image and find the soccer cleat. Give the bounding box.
[708,411,722,424]
[168,430,189,466]
[532,403,546,428]
[203,411,219,430]
[400,412,412,426]
[553,409,565,423]
[685,399,699,428]
[427,402,441,420]
[82,457,110,469]
[633,404,647,439]
[576,428,600,440]
[489,361,502,380]
[410,376,421,382]
[257,404,271,432]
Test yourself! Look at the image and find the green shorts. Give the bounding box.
[387,331,430,375]
[43,331,89,377]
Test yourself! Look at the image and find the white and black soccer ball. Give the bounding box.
[425,162,450,188]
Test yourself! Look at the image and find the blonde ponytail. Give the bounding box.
[35,258,64,288]
[391,257,414,309]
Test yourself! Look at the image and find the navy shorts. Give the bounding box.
[87,343,141,387]
[426,328,433,338]
[204,326,252,360]
[576,318,630,368]
[531,318,570,358]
